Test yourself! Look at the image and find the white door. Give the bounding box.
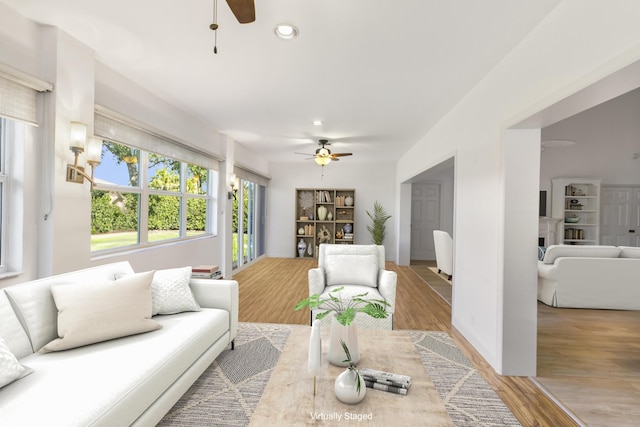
[410,183,441,260]
[600,186,640,246]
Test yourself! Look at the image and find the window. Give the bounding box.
[90,140,217,253]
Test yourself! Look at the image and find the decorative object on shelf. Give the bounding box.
[343,223,353,234]
[317,205,328,221]
[298,227,305,235]
[309,213,314,220]
[327,211,333,221]
[317,226,332,243]
[366,201,391,245]
[334,339,366,404]
[336,229,344,239]
[297,239,307,258]
[294,287,389,366]
[307,244,313,256]
[345,195,354,206]
[565,215,579,223]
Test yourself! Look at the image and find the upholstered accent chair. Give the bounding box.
[433,230,453,280]
[308,244,397,330]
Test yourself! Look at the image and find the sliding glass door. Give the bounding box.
[232,177,266,270]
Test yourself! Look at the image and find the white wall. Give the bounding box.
[541,86,640,189]
[0,6,251,284]
[397,1,640,375]
[267,161,396,259]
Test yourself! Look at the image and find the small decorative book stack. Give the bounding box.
[191,265,223,279]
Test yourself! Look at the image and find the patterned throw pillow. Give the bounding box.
[538,246,547,261]
[150,267,201,315]
[0,337,32,388]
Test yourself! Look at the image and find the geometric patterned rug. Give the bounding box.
[158,323,520,426]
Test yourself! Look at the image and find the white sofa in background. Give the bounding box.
[537,245,640,310]
[0,261,238,427]
[433,230,453,280]
[308,244,397,329]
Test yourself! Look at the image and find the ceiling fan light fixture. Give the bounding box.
[317,147,330,157]
[315,156,331,166]
[274,23,299,40]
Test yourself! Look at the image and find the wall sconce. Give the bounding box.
[66,122,102,190]
[227,173,239,199]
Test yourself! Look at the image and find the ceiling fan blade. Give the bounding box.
[331,152,352,158]
[226,0,255,23]
[294,152,315,156]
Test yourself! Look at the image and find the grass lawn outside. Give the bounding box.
[91,230,206,251]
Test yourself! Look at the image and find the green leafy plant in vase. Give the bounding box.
[295,287,389,366]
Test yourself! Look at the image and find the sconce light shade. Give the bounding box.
[227,173,239,199]
[69,122,88,151]
[86,137,103,164]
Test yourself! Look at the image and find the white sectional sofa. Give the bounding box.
[537,245,640,310]
[0,261,238,427]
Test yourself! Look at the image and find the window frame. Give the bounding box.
[91,141,217,254]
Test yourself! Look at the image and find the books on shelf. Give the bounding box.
[359,368,411,395]
[191,265,222,279]
[316,190,332,203]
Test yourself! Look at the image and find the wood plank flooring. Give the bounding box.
[233,257,578,426]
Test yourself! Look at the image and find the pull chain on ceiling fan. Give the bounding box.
[209,0,256,54]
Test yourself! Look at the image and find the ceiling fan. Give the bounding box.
[225,0,256,23]
[296,140,353,166]
[210,0,255,53]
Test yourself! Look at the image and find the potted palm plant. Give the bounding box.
[295,287,389,366]
[366,201,391,245]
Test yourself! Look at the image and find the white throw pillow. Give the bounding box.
[325,254,378,287]
[41,271,161,352]
[117,267,200,315]
[0,337,33,388]
[150,266,200,315]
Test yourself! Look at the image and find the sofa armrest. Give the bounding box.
[190,279,238,344]
[308,268,325,296]
[378,269,397,313]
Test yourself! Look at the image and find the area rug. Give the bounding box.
[410,263,453,305]
[159,323,520,426]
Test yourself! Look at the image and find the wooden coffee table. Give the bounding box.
[250,326,453,426]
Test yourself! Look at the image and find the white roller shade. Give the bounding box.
[234,165,270,187]
[0,63,53,126]
[94,107,220,171]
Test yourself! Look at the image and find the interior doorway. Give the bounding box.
[410,183,440,260]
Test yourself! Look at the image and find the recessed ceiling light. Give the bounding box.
[312,120,323,126]
[274,23,299,40]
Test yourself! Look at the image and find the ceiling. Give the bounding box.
[1,0,561,164]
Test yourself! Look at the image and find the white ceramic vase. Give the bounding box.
[328,315,360,367]
[334,368,366,404]
[345,196,354,206]
[318,205,327,221]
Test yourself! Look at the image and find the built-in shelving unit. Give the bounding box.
[551,178,601,245]
[295,188,355,258]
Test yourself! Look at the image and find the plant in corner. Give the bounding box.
[366,201,391,245]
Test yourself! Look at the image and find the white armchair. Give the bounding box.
[308,244,397,330]
[433,230,453,280]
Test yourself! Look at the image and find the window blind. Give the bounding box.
[94,107,220,171]
[0,63,53,126]
[234,165,270,187]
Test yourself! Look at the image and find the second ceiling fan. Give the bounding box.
[297,140,353,166]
